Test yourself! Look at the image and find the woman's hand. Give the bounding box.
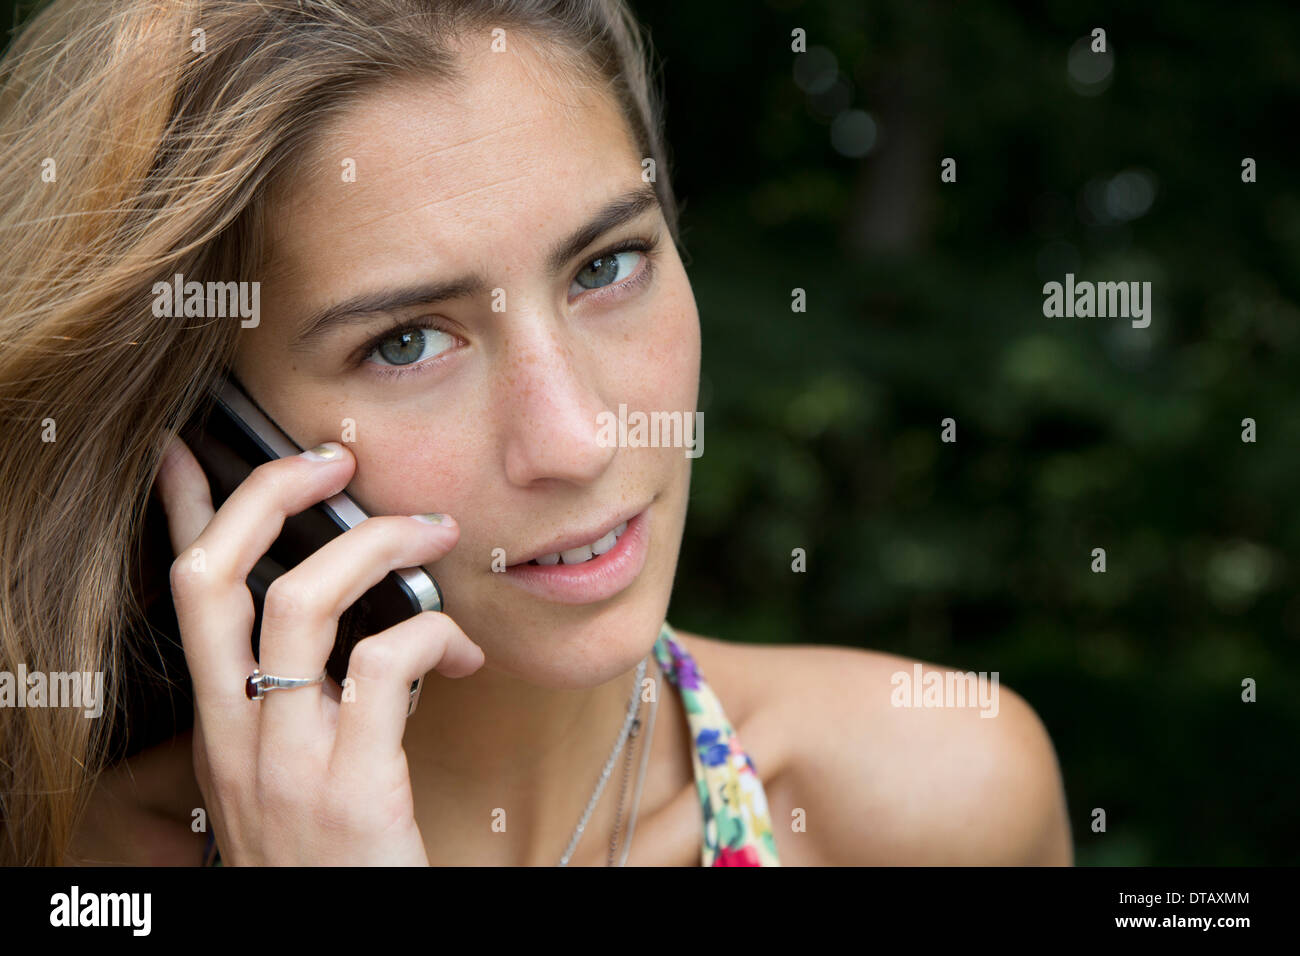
[152,435,484,865]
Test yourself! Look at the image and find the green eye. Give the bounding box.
[571,250,642,293]
[367,326,456,367]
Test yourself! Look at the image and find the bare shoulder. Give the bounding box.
[66,730,209,866]
[669,630,1073,866]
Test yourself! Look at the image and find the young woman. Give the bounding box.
[0,0,1073,866]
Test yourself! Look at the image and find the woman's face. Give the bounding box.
[232,39,699,688]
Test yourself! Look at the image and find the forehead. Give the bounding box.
[261,39,643,289]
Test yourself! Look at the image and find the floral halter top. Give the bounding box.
[651,621,781,866]
[203,620,781,866]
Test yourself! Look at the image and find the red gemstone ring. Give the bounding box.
[244,668,327,700]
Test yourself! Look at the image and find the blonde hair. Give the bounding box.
[0,0,679,866]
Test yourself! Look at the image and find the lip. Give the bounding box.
[500,504,651,605]
[507,505,646,567]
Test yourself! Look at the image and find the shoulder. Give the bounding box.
[669,630,1073,866]
[66,730,209,866]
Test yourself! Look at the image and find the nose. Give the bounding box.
[498,310,616,487]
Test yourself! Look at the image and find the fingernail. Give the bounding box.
[411,513,451,525]
[300,442,342,461]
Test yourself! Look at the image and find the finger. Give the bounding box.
[332,611,484,771]
[256,513,462,761]
[185,442,357,586]
[153,434,216,558]
[154,434,259,747]
[168,443,354,703]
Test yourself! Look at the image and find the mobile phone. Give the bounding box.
[118,375,443,761]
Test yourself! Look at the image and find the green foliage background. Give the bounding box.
[4,0,1295,865]
[628,0,1300,865]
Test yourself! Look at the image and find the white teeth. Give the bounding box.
[561,541,595,564]
[527,517,632,565]
[589,530,617,556]
[559,544,593,564]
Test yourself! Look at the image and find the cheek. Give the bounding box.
[341,409,487,516]
[622,271,701,411]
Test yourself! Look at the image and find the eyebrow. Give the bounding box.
[288,183,662,352]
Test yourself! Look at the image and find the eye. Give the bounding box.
[364,324,457,368]
[570,249,643,295]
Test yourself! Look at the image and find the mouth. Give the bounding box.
[500,504,653,605]
[506,503,646,568]
[514,519,632,567]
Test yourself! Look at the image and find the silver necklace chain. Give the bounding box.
[556,654,647,866]
[609,653,660,866]
[607,684,643,865]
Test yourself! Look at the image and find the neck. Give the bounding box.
[401,642,652,866]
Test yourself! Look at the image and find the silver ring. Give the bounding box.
[244,668,326,701]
